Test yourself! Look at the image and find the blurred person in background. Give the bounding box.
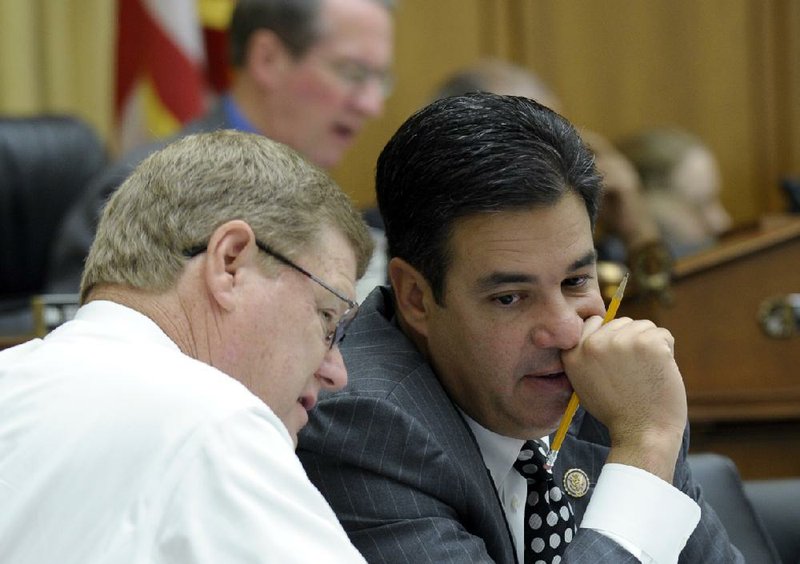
[617,127,732,260]
[46,0,394,298]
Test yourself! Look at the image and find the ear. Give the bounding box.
[388,257,434,338]
[203,220,259,312]
[244,29,293,90]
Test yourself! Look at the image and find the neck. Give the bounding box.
[228,75,274,138]
[86,284,200,358]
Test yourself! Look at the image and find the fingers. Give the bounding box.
[601,318,675,357]
[580,315,605,339]
[580,317,675,358]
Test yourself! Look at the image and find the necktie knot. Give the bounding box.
[513,440,551,483]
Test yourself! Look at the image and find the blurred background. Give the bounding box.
[2,3,799,559]
[2,0,800,479]
[1,0,798,219]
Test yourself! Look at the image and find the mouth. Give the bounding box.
[529,371,567,380]
[521,370,572,392]
[332,123,357,143]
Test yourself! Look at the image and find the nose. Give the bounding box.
[351,80,386,118]
[530,297,584,350]
[314,345,348,391]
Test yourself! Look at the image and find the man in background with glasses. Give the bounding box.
[0,130,373,563]
[47,0,395,300]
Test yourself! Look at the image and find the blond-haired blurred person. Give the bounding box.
[618,127,732,259]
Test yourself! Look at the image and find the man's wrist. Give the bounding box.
[606,428,683,483]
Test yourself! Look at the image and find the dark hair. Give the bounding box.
[230,0,395,65]
[376,92,602,303]
[230,0,320,64]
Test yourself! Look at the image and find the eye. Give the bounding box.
[319,308,336,325]
[493,293,523,307]
[562,275,592,289]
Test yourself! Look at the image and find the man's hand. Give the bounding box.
[561,315,687,482]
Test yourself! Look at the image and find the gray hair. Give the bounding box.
[81,130,373,302]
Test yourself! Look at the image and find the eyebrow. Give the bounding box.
[474,249,597,292]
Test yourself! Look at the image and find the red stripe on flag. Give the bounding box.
[115,0,205,125]
[203,27,231,94]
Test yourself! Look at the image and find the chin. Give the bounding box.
[312,150,342,170]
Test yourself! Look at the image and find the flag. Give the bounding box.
[198,0,235,94]
[115,0,207,153]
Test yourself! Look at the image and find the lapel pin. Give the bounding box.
[563,468,590,498]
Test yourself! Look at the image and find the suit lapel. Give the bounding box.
[349,288,519,563]
[551,409,611,524]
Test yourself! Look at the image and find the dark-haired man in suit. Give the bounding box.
[298,93,742,563]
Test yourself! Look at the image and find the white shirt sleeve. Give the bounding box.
[153,408,366,564]
[580,463,701,564]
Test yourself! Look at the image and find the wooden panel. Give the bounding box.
[620,218,800,479]
[516,0,767,226]
[690,420,800,480]
[332,0,800,223]
[622,218,800,422]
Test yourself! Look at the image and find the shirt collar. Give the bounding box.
[69,300,180,352]
[460,409,525,490]
[460,409,552,490]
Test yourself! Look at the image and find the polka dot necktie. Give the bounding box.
[513,440,577,564]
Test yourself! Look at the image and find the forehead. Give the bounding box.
[315,0,393,59]
[445,195,595,282]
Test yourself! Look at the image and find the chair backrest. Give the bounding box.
[0,115,107,298]
[744,477,800,564]
[688,453,781,563]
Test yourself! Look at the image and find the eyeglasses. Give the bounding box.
[322,58,394,96]
[184,241,358,349]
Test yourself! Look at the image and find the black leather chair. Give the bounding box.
[688,453,785,563]
[0,115,106,335]
[744,477,800,564]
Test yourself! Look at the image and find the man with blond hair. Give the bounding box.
[0,130,373,563]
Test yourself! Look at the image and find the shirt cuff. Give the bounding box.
[580,463,701,564]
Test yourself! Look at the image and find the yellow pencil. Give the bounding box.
[543,272,629,470]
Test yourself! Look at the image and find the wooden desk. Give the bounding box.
[622,217,800,479]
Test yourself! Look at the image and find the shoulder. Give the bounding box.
[336,288,431,396]
[43,315,284,443]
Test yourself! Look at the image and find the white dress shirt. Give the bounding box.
[462,412,701,564]
[0,301,366,564]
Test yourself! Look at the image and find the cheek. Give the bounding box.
[433,309,523,373]
[256,322,321,403]
[290,74,346,109]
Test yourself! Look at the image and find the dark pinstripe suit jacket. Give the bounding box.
[298,287,743,563]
